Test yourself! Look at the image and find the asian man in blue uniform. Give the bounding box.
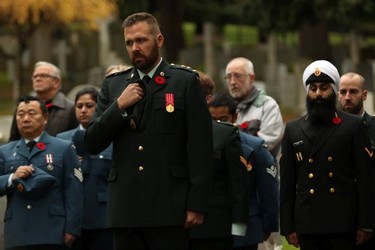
[0,96,83,250]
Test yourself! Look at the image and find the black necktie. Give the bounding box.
[142,75,151,84]
[27,141,36,152]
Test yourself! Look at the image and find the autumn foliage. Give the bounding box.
[0,0,118,30]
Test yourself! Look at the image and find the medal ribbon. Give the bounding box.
[46,154,53,164]
[165,93,174,109]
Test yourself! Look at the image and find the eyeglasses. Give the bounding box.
[224,73,248,81]
[31,74,57,81]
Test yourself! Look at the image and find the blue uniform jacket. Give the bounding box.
[233,132,279,247]
[0,132,83,249]
[58,127,112,230]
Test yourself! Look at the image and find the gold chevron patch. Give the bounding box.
[365,147,373,158]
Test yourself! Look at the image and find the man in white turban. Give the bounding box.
[280,60,375,250]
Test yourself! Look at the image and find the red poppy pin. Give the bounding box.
[332,113,342,125]
[155,76,165,85]
[36,142,46,150]
[240,122,249,130]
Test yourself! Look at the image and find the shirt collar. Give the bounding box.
[25,134,42,144]
[137,57,163,79]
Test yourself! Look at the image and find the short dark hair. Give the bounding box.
[122,12,161,36]
[209,93,237,116]
[17,96,48,115]
[74,87,99,104]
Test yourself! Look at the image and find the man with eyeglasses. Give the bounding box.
[225,57,284,250]
[9,61,78,141]
[225,57,284,159]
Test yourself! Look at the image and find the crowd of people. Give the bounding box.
[0,11,374,250]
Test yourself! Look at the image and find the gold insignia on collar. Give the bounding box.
[296,152,303,161]
[314,68,321,76]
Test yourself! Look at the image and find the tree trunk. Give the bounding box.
[265,32,278,99]
[349,30,360,70]
[158,0,184,62]
[31,24,53,62]
[203,22,215,78]
[298,21,332,61]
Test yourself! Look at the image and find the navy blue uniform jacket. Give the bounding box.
[233,132,279,247]
[58,127,112,230]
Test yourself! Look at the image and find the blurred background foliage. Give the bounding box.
[0,0,374,118]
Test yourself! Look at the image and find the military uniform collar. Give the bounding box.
[137,57,163,79]
[24,133,42,144]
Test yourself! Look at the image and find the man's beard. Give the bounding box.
[132,40,159,72]
[341,101,363,115]
[306,92,337,124]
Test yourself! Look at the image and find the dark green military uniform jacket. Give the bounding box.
[191,121,249,238]
[85,60,213,228]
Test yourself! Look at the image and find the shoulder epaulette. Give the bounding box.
[170,63,195,73]
[105,66,133,78]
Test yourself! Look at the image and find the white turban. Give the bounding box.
[302,60,340,93]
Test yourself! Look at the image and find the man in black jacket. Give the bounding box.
[189,71,249,250]
[338,72,375,250]
[280,60,375,250]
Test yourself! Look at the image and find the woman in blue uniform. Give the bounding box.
[57,87,113,250]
